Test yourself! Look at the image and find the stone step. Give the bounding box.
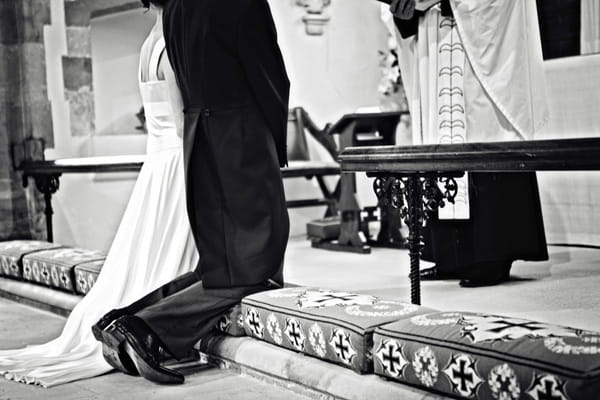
[199,335,442,400]
[0,277,80,317]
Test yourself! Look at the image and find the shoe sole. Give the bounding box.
[101,343,138,375]
[122,339,184,385]
[97,322,140,375]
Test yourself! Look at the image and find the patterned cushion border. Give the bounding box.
[241,287,436,373]
[0,241,64,279]
[214,304,246,337]
[74,260,104,295]
[22,247,106,293]
[195,305,246,352]
[373,311,600,400]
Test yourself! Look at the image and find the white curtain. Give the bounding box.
[581,0,600,54]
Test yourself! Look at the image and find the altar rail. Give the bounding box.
[340,137,600,173]
[338,137,600,304]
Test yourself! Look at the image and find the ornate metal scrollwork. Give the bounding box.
[371,173,465,306]
[423,177,444,214]
[438,176,458,205]
[373,176,389,205]
[373,176,406,209]
[374,174,460,226]
[389,178,405,210]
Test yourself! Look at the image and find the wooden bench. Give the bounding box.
[338,137,600,305]
[312,111,408,254]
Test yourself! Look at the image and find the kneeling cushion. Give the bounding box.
[0,240,63,279]
[373,311,600,400]
[242,287,435,373]
[22,247,106,293]
[74,260,104,295]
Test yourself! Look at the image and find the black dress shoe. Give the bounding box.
[92,308,127,341]
[419,266,461,280]
[113,316,184,385]
[100,321,139,375]
[459,261,512,288]
[92,309,138,375]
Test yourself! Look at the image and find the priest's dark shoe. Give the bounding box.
[113,315,184,385]
[419,266,460,280]
[459,261,512,288]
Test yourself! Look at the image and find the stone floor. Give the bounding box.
[0,299,313,400]
[1,237,600,399]
[286,239,600,332]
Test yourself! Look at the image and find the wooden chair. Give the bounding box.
[281,107,340,217]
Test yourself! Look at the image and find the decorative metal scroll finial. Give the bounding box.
[296,0,332,35]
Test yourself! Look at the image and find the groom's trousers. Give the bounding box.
[125,107,288,360]
[135,279,275,359]
[120,0,291,361]
[112,269,277,360]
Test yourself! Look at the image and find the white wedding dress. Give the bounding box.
[0,35,198,387]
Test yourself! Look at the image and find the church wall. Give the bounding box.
[45,0,150,250]
[38,1,600,252]
[271,0,388,236]
[272,0,388,126]
[536,54,600,246]
[91,9,154,137]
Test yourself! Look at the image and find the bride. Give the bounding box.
[0,2,198,387]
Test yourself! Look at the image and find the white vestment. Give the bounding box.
[383,0,549,219]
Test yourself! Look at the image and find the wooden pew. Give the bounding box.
[338,137,600,305]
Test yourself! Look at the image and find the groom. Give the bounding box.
[93,0,290,384]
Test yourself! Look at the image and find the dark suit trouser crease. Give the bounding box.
[115,272,201,317]
[183,110,288,288]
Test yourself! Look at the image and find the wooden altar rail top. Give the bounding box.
[19,155,146,174]
[18,156,340,179]
[338,137,600,173]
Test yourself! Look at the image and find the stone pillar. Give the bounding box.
[63,0,94,136]
[0,0,53,240]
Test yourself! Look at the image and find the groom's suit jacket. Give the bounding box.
[163,0,290,288]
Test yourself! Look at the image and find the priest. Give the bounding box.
[380,0,549,287]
